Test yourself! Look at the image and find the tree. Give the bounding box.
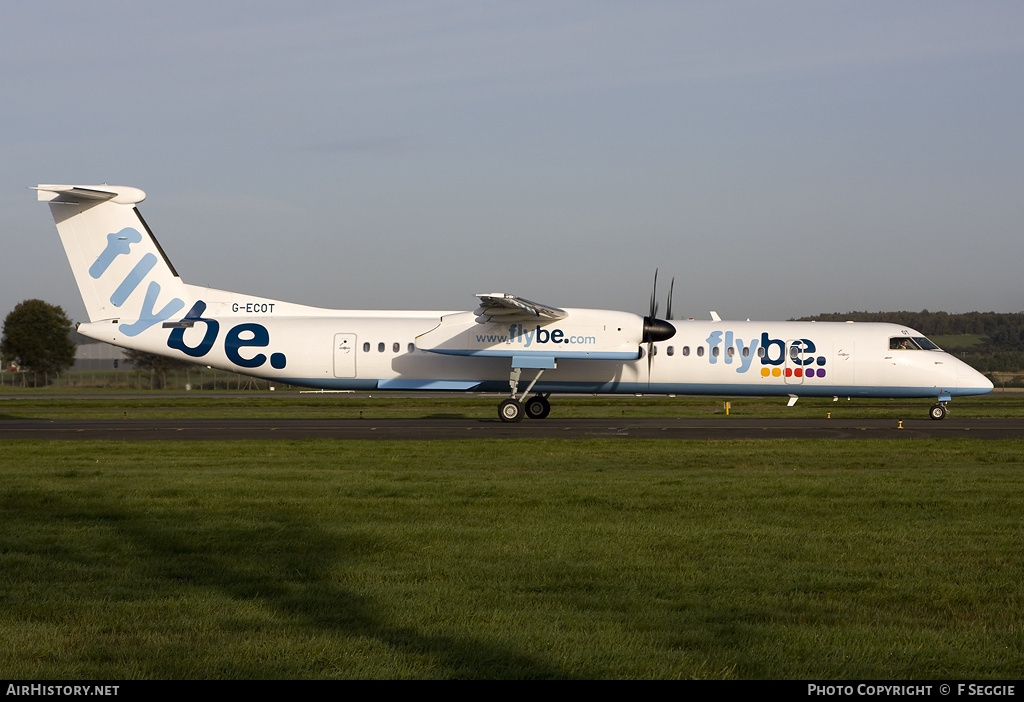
[1,299,77,377]
[123,349,198,389]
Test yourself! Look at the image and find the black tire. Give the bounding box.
[929,404,947,420]
[525,395,551,419]
[499,398,525,423]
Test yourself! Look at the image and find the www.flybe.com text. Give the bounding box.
[476,325,597,346]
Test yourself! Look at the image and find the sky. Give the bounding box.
[3,1,1023,326]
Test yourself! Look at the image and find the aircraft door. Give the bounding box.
[832,339,855,388]
[333,333,357,378]
[784,339,806,384]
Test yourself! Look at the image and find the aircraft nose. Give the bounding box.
[957,365,993,395]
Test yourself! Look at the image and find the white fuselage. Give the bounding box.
[78,302,992,401]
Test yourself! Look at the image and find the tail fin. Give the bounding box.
[35,185,187,336]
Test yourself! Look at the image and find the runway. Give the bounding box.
[2,416,1022,440]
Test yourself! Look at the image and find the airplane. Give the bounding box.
[35,183,993,422]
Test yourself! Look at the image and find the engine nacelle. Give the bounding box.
[416,308,657,361]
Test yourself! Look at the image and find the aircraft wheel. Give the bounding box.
[929,404,948,420]
[525,395,551,419]
[499,398,525,423]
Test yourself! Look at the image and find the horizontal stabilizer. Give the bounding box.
[34,184,147,205]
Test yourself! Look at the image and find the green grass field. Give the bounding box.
[928,334,988,350]
[0,390,1021,420]
[1,394,1022,679]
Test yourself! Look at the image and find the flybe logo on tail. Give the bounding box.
[705,331,827,379]
[90,228,184,336]
[89,227,288,370]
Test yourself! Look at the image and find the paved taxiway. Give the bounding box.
[2,417,1022,440]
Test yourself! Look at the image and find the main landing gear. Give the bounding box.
[499,394,551,423]
[525,394,552,419]
[498,367,552,422]
[929,402,948,420]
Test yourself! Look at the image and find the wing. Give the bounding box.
[474,293,568,322]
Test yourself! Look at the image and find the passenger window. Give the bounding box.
[393,342,400,353]
[727,347,735,357]
[408,343,415,353]
[711,347,719,357]
[378,342,385,353]
[682,346,690,356]
[697,347,704,357]
[363,342,370,352]
[742,347,749,357]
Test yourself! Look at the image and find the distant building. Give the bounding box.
[72,332,129,371]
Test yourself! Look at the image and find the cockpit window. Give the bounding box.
[889,336,941,351]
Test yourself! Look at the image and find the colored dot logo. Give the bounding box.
[761,360,827,379]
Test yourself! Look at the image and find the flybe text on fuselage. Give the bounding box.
[702,330,828,378]
[167,300,288,370]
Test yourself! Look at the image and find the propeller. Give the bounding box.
[643,269,676,375]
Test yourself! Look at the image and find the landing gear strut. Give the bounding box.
[498,366,551,422]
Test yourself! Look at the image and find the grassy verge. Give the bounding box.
[2,439,1022,679]
[0,392,1020,420]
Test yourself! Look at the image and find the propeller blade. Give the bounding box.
[648,269,659,378]
[649,269,658,320]
[666,277,674,320]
